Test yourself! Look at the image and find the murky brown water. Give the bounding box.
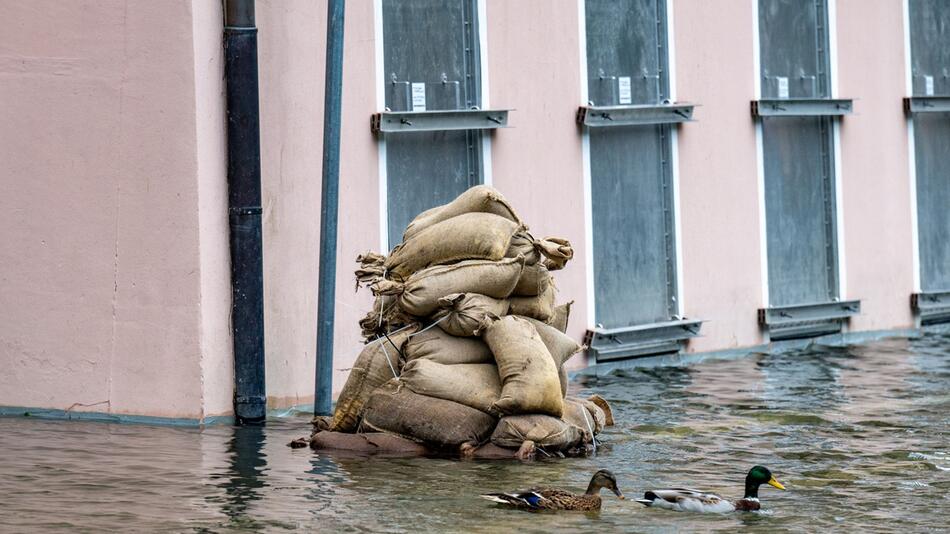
[1,332,948,532]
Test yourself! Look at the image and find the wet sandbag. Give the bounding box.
[479,315,563,417]
[511,262,552,297]
[561,397,607,440]
[522,316,583,398]
[371,256,524,317]
[403,185,522,242]
[402,328,494,365]
[432,293,509,337]
[588,394,615,426]
[491,415,584,451]
[310,431,429,455]
[506,232,574,270]
[508,282,556,323]
[400,360,501,414]
[362,380,496,448]
[330,325,417,432]
[550,301,573,333]
[385,213,521,280]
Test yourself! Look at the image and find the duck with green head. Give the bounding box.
[635,465,786,513]
[481,469,625,511]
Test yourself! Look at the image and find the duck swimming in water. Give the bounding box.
[481,469,625,511]
[635,465,785,513]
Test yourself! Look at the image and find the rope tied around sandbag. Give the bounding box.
[354,252,387,291]
[406,314,449,338]
[582,408,597,454]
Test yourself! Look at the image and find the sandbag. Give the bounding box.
[479,315,563,417]
[432,293,509,337]
[400,360,501,414]
[386,213,521,281]
[550,301,573,333]
[310,431,429,455]
[403,185,522,242]
[506,232,574,270]
[358,295,414,340]
[362,380,497,448]
[491,415,584,451]
[511,262,551,297]
[562,397,607,438]
[371,256,524,317]
[329,325,417,432]
[355,251,387,289]
[509,282,556,323]
[588,394,615,426]
[522,316,583,398]
[402,327,494,365]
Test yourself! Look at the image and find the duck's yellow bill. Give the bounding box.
[768,477,786,490]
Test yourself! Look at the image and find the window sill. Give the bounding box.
[752,98,853,117]
[585,319,702,362]
[576,103,696,127]
[903,96,950,115]
[912,291,950,325]
[758,300,861,340]
[371,109,510,134]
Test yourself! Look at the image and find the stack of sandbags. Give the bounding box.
[314,185,613,456]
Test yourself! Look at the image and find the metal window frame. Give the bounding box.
[752,98,853,117]
[904,96,950,114]
[758,300,860,340]
[372,109,510,134]
[577,103,695,127]
[585,319,702,362]
[912,291,950,325]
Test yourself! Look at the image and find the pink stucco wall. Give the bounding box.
[0,0,232,420]
[673,0,765,351]
[835,0,915,332]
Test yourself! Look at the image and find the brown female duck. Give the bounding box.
[481,469,624,511]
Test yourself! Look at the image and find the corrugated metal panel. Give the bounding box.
[759,0,829,99]
[909,0,950,294]
[586,0,677,330]
[382,0,481,243]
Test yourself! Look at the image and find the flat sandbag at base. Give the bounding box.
[565,396,608,433]
[402,328,494,365]
[432,293,510,337]
[310,431,429,456]
[480,315,563,417]
[508,283,556,323]
[403,185,522,241]
[550,301,573,333]
[400,360,501,414]
[385,213,521,280]
[362,381,497,449]
[371,256,524,317]
[511,262,551,297]
[330,325,418,433]
[491,415,584,451]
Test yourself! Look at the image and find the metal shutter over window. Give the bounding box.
[382,0,482,244]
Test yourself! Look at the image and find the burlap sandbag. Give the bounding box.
[562,397,607,439]
[402,185,522,242]
[522,316,583,398]
[432,293,510,337]
[491,415,584,451]
[358,295,414,340]
[371,256,524,317]
[511,262,552,297]
[362,380,496,448]
[385,213,521,280]
[330,325,418,432]
[506,232,574,270]
[479,315,563,417]
[509,282,556,323]
[550,301,573,333]
[310,431,429,455]
[400,360,501,414]
[402,327,494,365]
[355,251,387,289]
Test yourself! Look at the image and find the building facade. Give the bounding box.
[2,0,945,422]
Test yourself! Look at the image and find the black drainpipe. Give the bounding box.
[224,0,266,424]
[314,0,346,415]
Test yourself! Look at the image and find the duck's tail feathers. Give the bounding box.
[480,493,524,506]
[635,499,655,506]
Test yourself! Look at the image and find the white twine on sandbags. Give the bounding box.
[582,409,597,454]
[405,315,449,338]
[378,337,399,380]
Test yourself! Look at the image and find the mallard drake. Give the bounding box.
[480,469,624,511]
[635,465,785,513]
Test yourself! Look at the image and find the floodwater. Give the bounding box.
[2,333,948,533]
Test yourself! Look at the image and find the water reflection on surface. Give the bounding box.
[1,332,948,532]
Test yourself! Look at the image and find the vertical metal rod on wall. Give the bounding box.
[315,0,346,415]
[224,0,266,424]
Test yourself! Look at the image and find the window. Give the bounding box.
[380,0,483,245]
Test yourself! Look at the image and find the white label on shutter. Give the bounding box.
[925,75,935,96]
[618,76,633,104]
[777,76,789,99]
[411,82,427,111]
